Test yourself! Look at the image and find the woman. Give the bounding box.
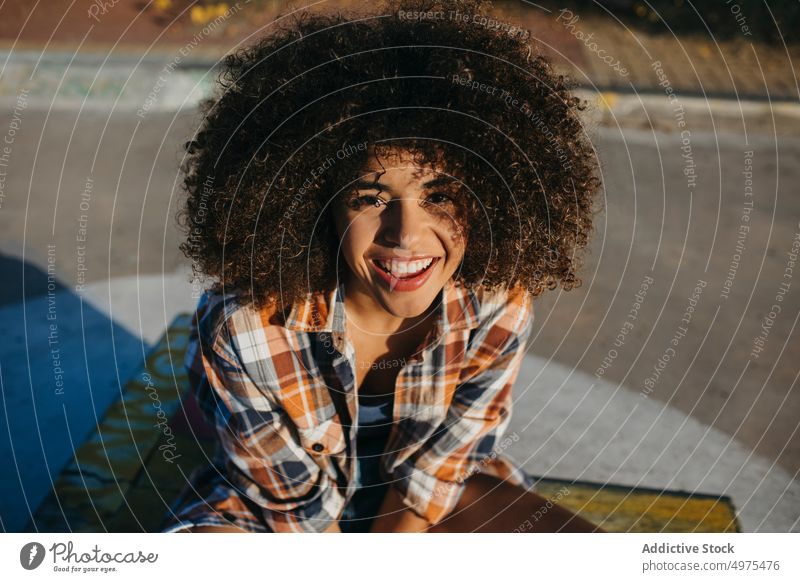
[162,0,601,533]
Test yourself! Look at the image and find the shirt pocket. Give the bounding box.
[296,417,347,457]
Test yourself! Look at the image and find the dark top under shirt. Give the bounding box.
[338,392,395,532]
[355,392,394,487]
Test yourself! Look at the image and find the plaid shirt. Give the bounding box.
[183,278,536,532]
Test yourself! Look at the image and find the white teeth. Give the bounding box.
[376,258,434,277]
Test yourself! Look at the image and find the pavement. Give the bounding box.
[0,0,798,532]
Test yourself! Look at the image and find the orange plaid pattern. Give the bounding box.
[163,279,536,532]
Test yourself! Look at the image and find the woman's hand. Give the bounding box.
[369,485,432,533]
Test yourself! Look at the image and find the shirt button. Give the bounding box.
[312,443,325,452]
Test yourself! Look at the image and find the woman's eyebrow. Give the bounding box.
[353,178,386,191]
[422,176,456,189]
[351,175,455,191]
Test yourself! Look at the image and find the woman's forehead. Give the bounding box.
[361,144,446,179]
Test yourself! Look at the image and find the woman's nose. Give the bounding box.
[381,197,426,248]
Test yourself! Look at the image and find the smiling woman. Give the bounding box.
[332,145,469,316]
[178,1,599,310]
[165,0,602,534]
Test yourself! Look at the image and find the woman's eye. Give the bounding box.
[425,192,454,206]
[347,193,386,210]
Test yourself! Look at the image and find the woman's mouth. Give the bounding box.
[369,257,440,292]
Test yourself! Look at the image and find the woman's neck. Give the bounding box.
[343,278,440,337]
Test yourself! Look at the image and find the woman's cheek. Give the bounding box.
[340,219,374,262]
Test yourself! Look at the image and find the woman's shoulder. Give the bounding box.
[191,289,296,354]
[471,282,534,330]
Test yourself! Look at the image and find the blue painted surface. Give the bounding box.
[0,279,147,532]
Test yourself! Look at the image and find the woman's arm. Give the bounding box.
[385,285,535,528]
[189,302,345,533]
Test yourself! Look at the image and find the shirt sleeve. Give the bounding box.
[388,286,534,525]
[193,312,344,533]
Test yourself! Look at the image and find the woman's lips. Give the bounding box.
[369,257,440,292]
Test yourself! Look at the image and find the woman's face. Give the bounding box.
[332,146,468,320]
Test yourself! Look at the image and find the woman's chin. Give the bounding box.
[374,286,443,319]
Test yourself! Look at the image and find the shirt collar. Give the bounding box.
[283,278,481,334]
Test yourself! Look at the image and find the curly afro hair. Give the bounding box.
[178,0,601,309]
